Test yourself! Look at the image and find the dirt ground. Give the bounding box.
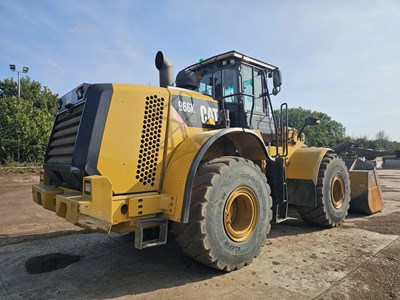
[0,169,399,299]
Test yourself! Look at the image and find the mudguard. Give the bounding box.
[285,147,330,207]
[162,128,273,223]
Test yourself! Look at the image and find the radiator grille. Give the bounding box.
[135,94,165,186]
[46,103,84,164]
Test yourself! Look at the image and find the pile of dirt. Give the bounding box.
[352,212,400,235]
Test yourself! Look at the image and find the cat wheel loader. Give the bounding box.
[32,51,382,271]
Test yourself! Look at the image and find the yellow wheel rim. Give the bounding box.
[224,187,259,242]
[331,175,345,209]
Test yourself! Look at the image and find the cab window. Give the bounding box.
[209,67,240,102]
[242,65,265,114]
[198,72,213,96]
[197,66,241,103]
[222,68,239,102]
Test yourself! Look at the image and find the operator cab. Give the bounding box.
[177,51,282,135]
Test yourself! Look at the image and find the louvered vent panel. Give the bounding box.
[46,104,84,164]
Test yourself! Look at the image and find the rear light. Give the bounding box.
[84,180,91,195]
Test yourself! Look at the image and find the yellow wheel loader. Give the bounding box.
[32,51,380,271]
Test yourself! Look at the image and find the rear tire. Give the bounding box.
[297,153,350,227]
[172,157,272,272]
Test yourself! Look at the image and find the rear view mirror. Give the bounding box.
[298,117,321,139]
[304,116,320,126]
[272,69,282,96]
[273,69,282,88]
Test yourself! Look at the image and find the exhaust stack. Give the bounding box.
[155,51,174,87]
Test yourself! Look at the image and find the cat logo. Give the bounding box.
[200,106,219,124]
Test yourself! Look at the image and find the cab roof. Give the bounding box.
[186,51,278,72]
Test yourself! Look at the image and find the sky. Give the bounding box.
[1,0,399,141]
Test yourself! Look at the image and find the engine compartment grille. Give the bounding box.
[46,103,84,165]
[135,94,165,186]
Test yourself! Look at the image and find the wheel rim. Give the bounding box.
[331,175,345,209]
[224,187,259,242]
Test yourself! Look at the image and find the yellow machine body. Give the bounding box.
[33,85,210,231]
[33,51,379,270]
[32,82,330,233]
[33,50,376,256]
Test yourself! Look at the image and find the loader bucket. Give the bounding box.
[345,159,384,215]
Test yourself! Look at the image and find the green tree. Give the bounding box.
[277,107,346,147]
[0,77,58,163]
[0,78,18,98]
[353,135,375,149]
[348,131,400,153]
[374,130,390,151]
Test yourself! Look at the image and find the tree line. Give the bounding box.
[0,77,398,164]
[281,107,400,152]
[0,77,57,163]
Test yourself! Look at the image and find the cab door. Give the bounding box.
[241,65,274,135]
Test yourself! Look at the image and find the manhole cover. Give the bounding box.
[25,253,81,274]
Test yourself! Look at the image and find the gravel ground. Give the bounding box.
[0,169,399,299]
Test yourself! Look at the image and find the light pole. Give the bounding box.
[9,64,29,97]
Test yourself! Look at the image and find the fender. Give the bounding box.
[286,147,332,207]
[162,128,274,223]
[286,147,332,183]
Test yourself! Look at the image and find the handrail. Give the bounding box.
[279,103,288,157]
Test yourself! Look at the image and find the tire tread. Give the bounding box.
[172,156,272,271]
[296,152,350,227]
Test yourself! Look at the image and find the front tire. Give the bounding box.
[173,157,272,272]
[297,153,351,227]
